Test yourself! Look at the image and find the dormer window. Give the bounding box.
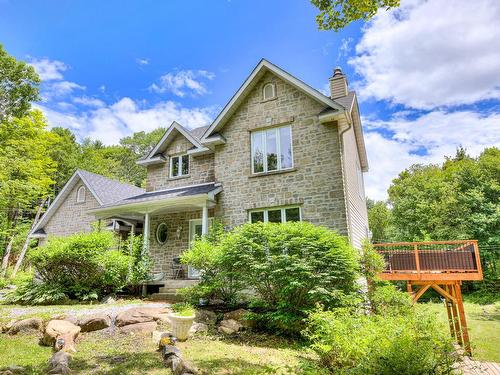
[76,186,86,203]
[262,83,276,101]
[170,154,190,178]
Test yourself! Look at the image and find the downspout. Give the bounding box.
[338,112,353,246]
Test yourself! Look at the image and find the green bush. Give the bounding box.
[304,306,456,374]
[182,221,361,333]
[10,231,133,304]
[369,284,413,316]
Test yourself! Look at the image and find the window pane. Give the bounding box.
[285,207,300,222]
[250,211,264,223]
[171,156,179,176]
[268,209,282,223]
[263,84,274,100]
[252,132,265,173]
[266,129,278,171]
[279,126,293,169]
[181,155,189,175]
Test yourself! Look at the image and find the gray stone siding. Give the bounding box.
[213,71,348,234]
[146,133,215,192]
[148,209,214,278]
[42,179,101,242]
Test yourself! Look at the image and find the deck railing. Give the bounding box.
[373,240,483,281]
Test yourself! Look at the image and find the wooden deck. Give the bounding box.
[373,240,484,356]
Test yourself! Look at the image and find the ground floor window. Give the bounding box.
[249,206,301,224]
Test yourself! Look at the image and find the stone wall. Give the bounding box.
[213,71,348,234]
[148,209,214,278]
[42,179,102,244]
[146,133,215,192]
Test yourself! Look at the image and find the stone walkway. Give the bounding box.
[460,357,500,375]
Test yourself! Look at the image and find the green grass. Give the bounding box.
[0,333,52,374]
[418,301,500,362]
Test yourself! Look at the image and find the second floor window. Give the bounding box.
[170,154,189,178]
[251,125,293,174]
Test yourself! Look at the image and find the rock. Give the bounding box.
[47,351,71,374]
[152,330,174,346]
[119,321,157,334]
[155,313,171,324]
[194,309,217,325]
[51,314,78,325]
[43,320,80,352]
[162,345,183,359]
[162,346,198,375]
[0,366,26,374]
[7,318,43,335]
[115,307,170,327]
[1,320,16,333]
[217,319,242,335]
[224,309,255,329]
[189,322,208,335]
[78,313,111,332]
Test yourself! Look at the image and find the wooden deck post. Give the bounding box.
[455,282,471,355]
[444,290,455,338]
[450,283,463,347]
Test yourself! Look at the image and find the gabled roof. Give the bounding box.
[137,121,207,166]
[31,170,144,235]
[201,58,345,141]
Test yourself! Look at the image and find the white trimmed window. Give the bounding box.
[262,83,276,101]
[251,125,293,174]
[249,206,301,224]
[76,186,86,203]
[170,154,190,178]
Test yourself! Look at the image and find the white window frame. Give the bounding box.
[169,153,190,178]
[262,82,276,101]
[251,125,293,174]
[76,186,86,203]
[248,206,302,224]
[156,222,168,245]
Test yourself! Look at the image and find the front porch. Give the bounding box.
[89,183,222,292]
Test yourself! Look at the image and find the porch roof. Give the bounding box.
[88,182,222,219]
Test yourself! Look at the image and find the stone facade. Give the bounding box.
[212,72,348,234]
[146,133,215,192]
[41,179,101,245]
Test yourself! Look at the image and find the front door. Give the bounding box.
[188,219,212,279]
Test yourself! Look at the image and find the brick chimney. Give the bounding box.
[329,67,348,99]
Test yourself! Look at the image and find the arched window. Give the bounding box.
[156,223,168,245]
[262,83,276,101]
[76,186,86,203]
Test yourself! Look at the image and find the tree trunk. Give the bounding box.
[12,199,46,277]
[1,236,14,277]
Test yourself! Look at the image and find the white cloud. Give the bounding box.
[73,96,105,108]
[149,70,215,97]
[136,58,150,66]
[350,0,500,109]
[38,98,217,145]
[364,110,500,200]
[29,58,67,81]
[46,81,85,97]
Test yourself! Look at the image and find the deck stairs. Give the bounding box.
[150,279,199,302]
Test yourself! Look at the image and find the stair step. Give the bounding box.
[150,293,184,302]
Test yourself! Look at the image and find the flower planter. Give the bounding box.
[168,313,195,341]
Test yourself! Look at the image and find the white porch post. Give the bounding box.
[202,201,209,236]
[143,213,150,254]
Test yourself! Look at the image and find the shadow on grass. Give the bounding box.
[71,351,164,374]
[213,330,308,351]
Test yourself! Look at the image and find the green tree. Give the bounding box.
[49,127,81,192]
[311,0,400,31]
[366,199,394,242]
[0,44,40,121]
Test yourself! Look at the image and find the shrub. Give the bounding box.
[172,302,195,316]
[10,231,132,304]
[370,284,412,316]
[182,221,361,333]
[304,306,456,374]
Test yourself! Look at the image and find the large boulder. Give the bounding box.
[42,320,80,352]
[194,309,217,325]
[7,318,43,335]
[223,309,255,329]
[119,321,157,334]
[189,322,208,336]
[78,313,111,332]
[115,307,170,327]
[51,314,78,325]
[217,319,243,335]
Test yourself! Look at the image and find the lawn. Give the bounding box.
[417,301,500,362]
[0,301,498,374]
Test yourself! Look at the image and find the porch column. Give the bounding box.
[202,201,209,236]
[143,213,150,254]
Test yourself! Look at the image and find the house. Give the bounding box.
[32,59,369,289]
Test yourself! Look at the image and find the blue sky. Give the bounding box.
[1,0,499,199]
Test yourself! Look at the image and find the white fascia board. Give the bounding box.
[187,147,213,156]
[136,155,166,166]
[201,134,226,146]
[202,59,345,140]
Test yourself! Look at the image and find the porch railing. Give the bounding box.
[373,240,483,281]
